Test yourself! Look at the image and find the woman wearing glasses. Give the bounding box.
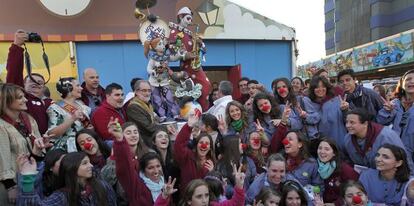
[377,69,414,160]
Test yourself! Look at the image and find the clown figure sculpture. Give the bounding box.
[144,37,180,122]
[168,6,210,111]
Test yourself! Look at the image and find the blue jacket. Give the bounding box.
[346,85,383,119]
[245,172,297,204]
[279,104,303,131]
[225,123,255,143]
[377,99,414,159]
[343,125,414,172]
[288,158,324,193]
[317,96,347,150]
[298,96,321,139]
[359,168,407,205]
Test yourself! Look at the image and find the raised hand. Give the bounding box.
[381,96,394,112]
[107,117,123,141]
[254,119,264,132]
[253,199,264,206]
[339,94,349,111]
[233,163,246,188]
[187,110,200,128]
[270,119,282,127]
[71,109,84,121]
[17,154,37,174]
[14,29,28,46]
[296,104,308,119]
[162,176,178,198]
[204,159,214,172]
[281,100,291,124]
[218,114,227,134]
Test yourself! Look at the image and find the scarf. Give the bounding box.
[231,119,243,132]
[317,159,336,179]
[286,156,303,172]
[351,122,383,157]
[130,97,155,122]
[139,172,164,202]
[89,154,106,170]
[1,112,35,145]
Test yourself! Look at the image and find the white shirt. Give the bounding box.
[207,95,233,119]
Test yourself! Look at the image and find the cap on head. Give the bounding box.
[177,6,192,16]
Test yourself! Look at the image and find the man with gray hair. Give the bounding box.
[207,80,233,118]
[126,80,168,147]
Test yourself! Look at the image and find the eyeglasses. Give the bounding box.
[138,89,152,93]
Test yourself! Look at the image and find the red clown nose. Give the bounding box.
[282,138,290,146]
[241,143,248,150]
[352,195,362,204]
[84,142,93,151]
[260,105,271,112]
[253,139,260,145]
[278,88,287,94]
[199,143,208,150]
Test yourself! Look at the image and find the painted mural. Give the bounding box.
[297,32,414,79]
[0,0,294,42]
[0,42,78,100]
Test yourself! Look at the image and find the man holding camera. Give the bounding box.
[6,30,52,135]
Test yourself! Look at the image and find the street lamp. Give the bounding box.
[197,0,219,26]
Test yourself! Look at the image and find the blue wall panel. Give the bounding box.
[76,40,291,93]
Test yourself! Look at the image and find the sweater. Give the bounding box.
[113,138,154,206]
[174,124,210,192]
[91,101,127,141]
[6,43,52,135]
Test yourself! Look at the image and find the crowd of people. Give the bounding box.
[2,14,414,206]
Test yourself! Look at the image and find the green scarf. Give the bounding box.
[231,119,243,132]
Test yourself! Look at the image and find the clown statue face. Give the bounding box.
[177,6,193,28]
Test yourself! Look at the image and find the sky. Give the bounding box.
[228,0,325,65]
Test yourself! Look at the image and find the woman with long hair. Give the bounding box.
[246,131,267,174]
[47,77,91,152]
[308,76,348,150]
[271,78,302,131]
[291,77,305,96]
[100,122,150,205]
[316,138,359,204]
[152,128,180,180]
[281,131,323,191]
[0,83,43,205]
[17,152,116,206]
[255,187,281,206]
[359,144,411,205]
[75,129,111,171]
[155,164,246,206]
[41,149,66,197]
[221,101,253,143]
[111,124,167,205]
[279,180,308,206]
[377,69,414,159]
[252,92,281,141]
[340,180,371,206]
[174,112,217,193]
[215,135,256,198]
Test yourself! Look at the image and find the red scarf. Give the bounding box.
[351,122,383,157]
[1,112,35,144]
[286,155,303,172]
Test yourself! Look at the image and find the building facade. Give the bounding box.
[325,0,414,55]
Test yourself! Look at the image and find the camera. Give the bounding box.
[27,32,42,43]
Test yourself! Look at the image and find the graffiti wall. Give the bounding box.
[298,31,414,79]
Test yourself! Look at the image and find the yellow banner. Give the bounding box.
[0,42,78,100]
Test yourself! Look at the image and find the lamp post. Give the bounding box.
[197,0,219,26]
